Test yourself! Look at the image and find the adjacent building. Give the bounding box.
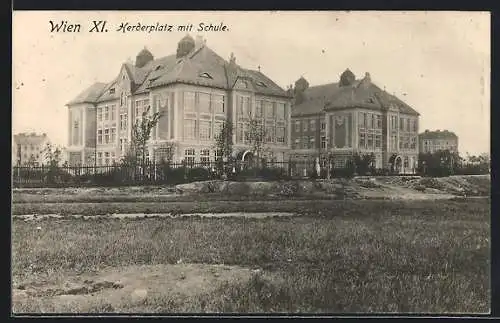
[419,129,458,154]
[65,35,292,166]
[290,69,420,174]
[12,132,49,166]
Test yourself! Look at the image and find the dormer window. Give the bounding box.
[149,76,160,85]
[109,88,115,94]
[155,65,163,71]
[199,72,213,79]
[256,81,267,87]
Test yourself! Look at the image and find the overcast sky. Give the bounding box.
[12,11,490,156]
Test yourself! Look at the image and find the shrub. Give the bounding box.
[187,167,212,182]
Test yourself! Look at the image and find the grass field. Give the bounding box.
[12,198,490,314]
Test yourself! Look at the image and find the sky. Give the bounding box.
[12,11,490,156]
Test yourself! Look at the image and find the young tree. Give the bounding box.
[214,119,234,161]
[123,106,163,167]
[245,112,269,168]
[42,143,62,184]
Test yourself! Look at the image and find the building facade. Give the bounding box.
[66,35,292,166]
[419,129,458,154]
[12,132,49,166]
[290,69,420,174]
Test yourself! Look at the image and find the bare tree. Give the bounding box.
[245,109,270,168]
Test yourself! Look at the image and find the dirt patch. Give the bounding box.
[12,263,261,313]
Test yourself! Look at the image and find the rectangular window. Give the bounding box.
[199,120,212,140]
[321,121,326,131]
[265,126,274,143]
[276,103,285,120]
[359,112,365,127]
[265,101,274,119]
[97,107,102,122]
[200,149,210,165]
[104,106,109,121]
[97,129,102,144]
[119,115,124,130]
[294,139,300,149]
[359,133,366,148]
[310,120,316,131]
[184,119,196,139]
[110,105,116,121]
[214,149,223,161]
[255,100,263,118]
[143,99,149,109]
[104,152,110,165]
[375,135,382,148]
[399,137,403,149]
[111,128,116,142]
[302,136,308,149]
[184,149,195,166]
[214,121,224,139]
[303,121,308,132]
[199,92,210,113]
[377,115,383,129]
[238,96,250,119]
[212,94,225,114]
[321,136,326,149]
[367,133,373,149]
[276,127,285,144]
[184,92,195,111]
[413,119,418,132]
[97,152,102,166]
[406,119,410,132]
[400,118,404,131]
[295,121,300,132]
[410,137,416,149]
[308,137,315,149]
[371,114,375,129]
[104,129,109,144]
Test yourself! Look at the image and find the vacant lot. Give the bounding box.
[12,198,490,314]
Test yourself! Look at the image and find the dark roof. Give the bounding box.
[66,82,107,105]
[419,130,458,140]
[67,40,288,106]
[292,79,420,117]
[13,133,48,145]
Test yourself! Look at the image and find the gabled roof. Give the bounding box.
[292,78,420,117]
[67,39,289,106]
[66,82,107,105]
[419,130,458,140]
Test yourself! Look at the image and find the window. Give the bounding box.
[321,136,326,149]
[104,106,109,121]
[256,81,267,87]
[200,149,210,165]
[255,100,263,118]
[321,121,326,131]
[375,135,382,148]
[399,137,403,149]
[359,133,366,148]
[135,100,143,120]
[184,92,195,111]
[376,115,382,129]
[294,139,300,149]
[199,72,213,79]
[97,129,102,144]
[237,123,247,143]
[110,105,116,121]
[276,127,285,144]
[310,120,316,131]
[184,119,196,139]
[184,149,195,166]
[303,120,308,132]
[406,119,410,132]
[391,135,397,150]
[302,136,308,149]
[199,121,212,140]
[111,128,116,142]
[97,152,103,166]
[276,103,285,120]
[238,96,250,119]
[359,112,365,127]
[295,121,300,132]
[413,119,418,132]
[410,137,416,149]
[104,129,109,144]
[213,121,224,139]
[265,126,274,143]
[104,152,110,165]
[367,134,373,149]
[399,118,404,131]
[265,101,274,119]
[109,88,115,94]
[371,114,375,129]
[73,121,79,145]
[404,156,409,169]
[214,150,223,161]
[308,137,315,149]
[212,94,225,114]
[199,92,210,113]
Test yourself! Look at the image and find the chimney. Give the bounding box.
[364,72,371,82]
[195,35,204,49]
[229,52,236,67]
[425,129,429,132]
